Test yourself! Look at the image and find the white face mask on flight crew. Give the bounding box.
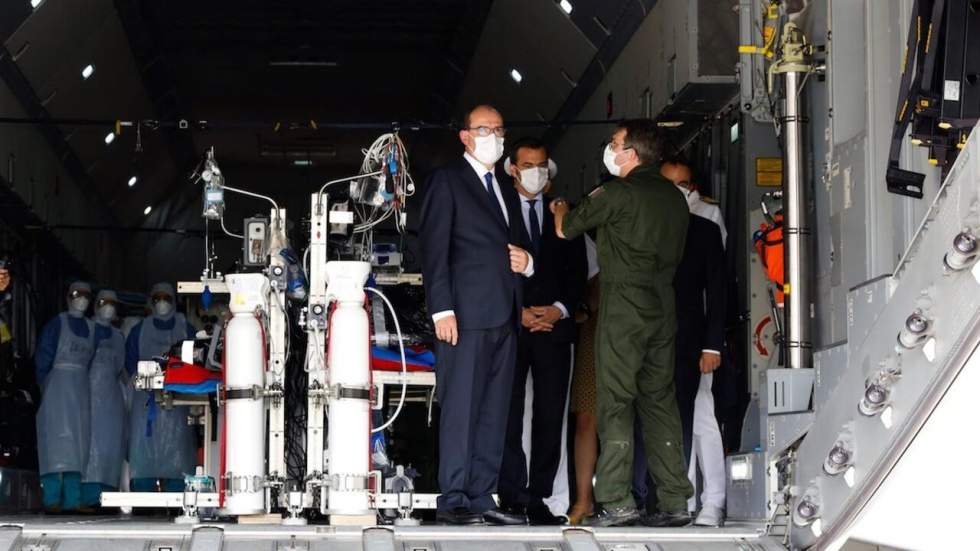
[603,143,628,177]
[518,167,549,196]
[472,135,505,166]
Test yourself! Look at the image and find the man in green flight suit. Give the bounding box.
[551,119,694,527]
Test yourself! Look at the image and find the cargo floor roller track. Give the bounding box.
[0,517,783,551]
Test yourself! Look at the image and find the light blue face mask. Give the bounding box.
[69,297,90,316]
[154,300,173,317]
[98,304,116,322]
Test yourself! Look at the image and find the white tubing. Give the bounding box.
[365,287,407,433]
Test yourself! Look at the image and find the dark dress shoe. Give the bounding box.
[527,503,567,526]
[483,507,528,525]
[436,507,485,525]
[498,502,527,516]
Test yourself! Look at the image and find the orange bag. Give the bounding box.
[753,214,785,304]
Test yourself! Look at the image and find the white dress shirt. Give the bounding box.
[518,193,568,320]
[431,154,535,323]
[464,152,510,225]
[684,189,728,249]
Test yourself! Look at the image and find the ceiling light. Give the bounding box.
[143,206,152,216]
[81,65,94,80]
[293,159,313,166]
[509,68,523,84]
[269,60,339,68]
[657,121,685,128]
[104,132,115,145]
[558,0,573,14]
[128,176,138,187]
[30,0,44,9]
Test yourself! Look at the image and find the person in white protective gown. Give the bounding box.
[81,290,128,508]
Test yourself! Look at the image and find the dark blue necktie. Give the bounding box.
[484,172,504,223]
[527,199,541,253]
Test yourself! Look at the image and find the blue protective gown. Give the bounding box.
[35,313,94,475]
[35,313,94,510]
[125,314,197,482]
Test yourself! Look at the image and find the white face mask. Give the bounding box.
[675,184,698,209]
[518,167,549,196]
[472,135,505,166]
[154,300,173,318]
[97,304,116,322]
[603,144,624,177]
[69,297,90,315]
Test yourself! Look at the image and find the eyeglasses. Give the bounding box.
[608,140,630,152]
[151,294,173,304]
[467,126,507,138]
[68,289,92,299]
[96,298,119,308]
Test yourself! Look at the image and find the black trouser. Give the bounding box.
[435,323,517,513]
[498,331,572,508]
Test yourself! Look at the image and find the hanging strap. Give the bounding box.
[887,0,946,198]
[919,0,947,94]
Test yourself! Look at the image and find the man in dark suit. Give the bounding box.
[419,105,535,526]
[497,138,587,525]
[633,213,727,525]
[662,159,730,526]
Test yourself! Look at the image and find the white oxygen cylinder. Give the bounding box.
[324,261,373,516]
[223,273,270,515]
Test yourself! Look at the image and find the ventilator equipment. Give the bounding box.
[101,135,431,526]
